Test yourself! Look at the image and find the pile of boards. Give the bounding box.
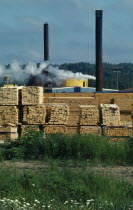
[0,87,19,142]
[45,96,98,135]
[0,86,45,142]
[79,105,100,135]
[100,104,121,126]
[0,86,132,141]
[104,126,132,140]
[44,104,69,134]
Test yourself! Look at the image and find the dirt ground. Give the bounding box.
[0,161,133,183]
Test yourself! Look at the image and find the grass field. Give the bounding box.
[0,164,132,209]
[0,131,132,209]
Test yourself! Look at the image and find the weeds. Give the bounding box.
[0,166,132,209]
[0,131,132,165]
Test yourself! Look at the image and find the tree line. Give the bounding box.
[59,62,133,90]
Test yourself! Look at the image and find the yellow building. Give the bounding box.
[63,78,88,87]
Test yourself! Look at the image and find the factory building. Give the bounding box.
[62,78,88,88]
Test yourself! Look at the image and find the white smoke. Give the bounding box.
[0,60,95,85]
[47,65,96,85]
[0,61,48,84]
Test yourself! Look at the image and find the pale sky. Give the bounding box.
[0,0,133,64]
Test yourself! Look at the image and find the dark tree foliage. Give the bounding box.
[59,62,133,90]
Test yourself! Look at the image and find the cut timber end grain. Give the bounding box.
[0,87,19,105]
[100,104,121,126]
[44,125,67,134]
[80,126,101,135]
[22,86,43,105]
[23,105,46,124]
[105,126,132,137]
[21,125,40,135]
[47,104,69,125]
[0,106,18,125]
[79,105,99,125]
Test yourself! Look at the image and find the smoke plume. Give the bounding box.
[0,61,95,85]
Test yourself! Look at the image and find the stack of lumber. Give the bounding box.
[48,97,97,106]
[44,125,67,134]
[21,125,40,135]
[79,105,99,125]
[100,104,120,126]
[47,104,69,125]
[0,106,18,125]
[0,87,18,105]
[0,126,18,143]
[105,126,132,139]
[22,86,43,105]
[23,105,46,124]
[96,93,133,124]
[80,126,101,135]
[47,97,98,127]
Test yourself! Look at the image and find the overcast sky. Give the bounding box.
[0,0,133,64]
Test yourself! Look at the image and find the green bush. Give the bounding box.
[0,130,132,165]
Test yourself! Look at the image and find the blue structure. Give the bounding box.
[44,87,118,93]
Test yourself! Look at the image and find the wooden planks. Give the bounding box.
[23,105,46,124]
[21,125,40,135]
[47,104,69,125]
[22,86,43,105]
[80,126,101,135]
[105,126,133,137]
[44,125,67,134]
[0,106,18,125]
[0,87,19,105]
[79,105,99,125]
[100,104,120,126]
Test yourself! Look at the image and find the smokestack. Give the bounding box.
[95,10,103,91]
[44,22,49,61]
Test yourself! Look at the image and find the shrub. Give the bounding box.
[0,130,132,165]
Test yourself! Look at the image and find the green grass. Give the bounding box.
[0,131,132,209]
[0,165,132,209]
[0,131,132,165]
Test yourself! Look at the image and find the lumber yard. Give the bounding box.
[0,10,132,142]
[0,86,132,143]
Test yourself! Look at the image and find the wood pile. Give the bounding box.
[0,125,18,143]
[22,86,43,105]
[21,125,40,135]
[47,104,69,125]
[48,97,98,106]
[0,87,18,105]
[96,93,133,124]
[47,97,98,127]
[23,105,46,124]
[54,92,94,97]
[0,106,18,125]
[79,105,99,125]
[80,126,101,135]
[105,126,132,137]
[100,104,120,126]
[44,125,67,134]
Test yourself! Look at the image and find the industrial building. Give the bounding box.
[0,10,132,142]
